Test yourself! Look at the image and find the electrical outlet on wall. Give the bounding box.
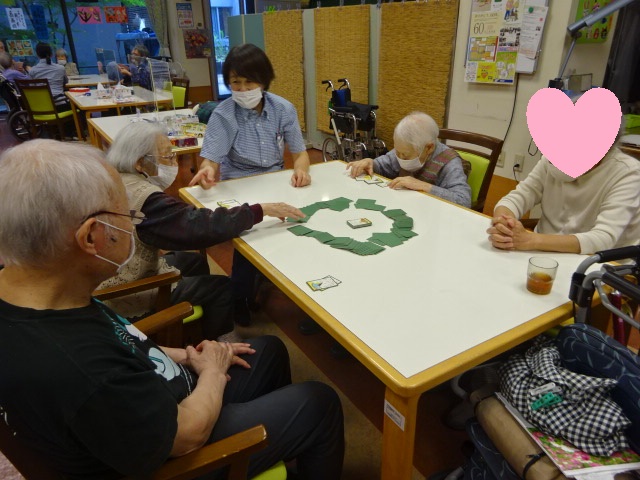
[497,152,505,168]
[514,154,524,172]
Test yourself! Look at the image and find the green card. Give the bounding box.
[287,225,314,236]
[383,209,407,219]
[368,232,404,247]
[393,216,414,229]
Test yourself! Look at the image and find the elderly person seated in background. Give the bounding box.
[346,111,472,208]
[28,42,69,110]
[102,121,305,338]
[0,139,344,480]
[0,52,29,85]
[487,121,640,254]
[118,44,151,90]
[55,48,79,76]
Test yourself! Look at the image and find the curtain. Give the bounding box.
[147,0,170,58]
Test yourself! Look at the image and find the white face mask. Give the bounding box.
[397,155,424,172]
[94,220,136,274]
[231,87,263,109]
[152,163,179,190]
[57,59,67,65]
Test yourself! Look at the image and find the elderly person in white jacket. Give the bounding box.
[487,145,640,254]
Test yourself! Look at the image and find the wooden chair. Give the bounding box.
[172,77,190,109]
[14,78,77,140]
[439,128,504,213]
[93,271,185,347]
[0,304,271,480]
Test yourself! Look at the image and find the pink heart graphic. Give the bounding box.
[526,88,621,178]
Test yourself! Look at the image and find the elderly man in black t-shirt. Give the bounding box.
[0,139,344,479]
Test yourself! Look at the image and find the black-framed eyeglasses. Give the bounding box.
[84,209,146,225]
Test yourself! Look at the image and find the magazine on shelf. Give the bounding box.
[495,393,640,479]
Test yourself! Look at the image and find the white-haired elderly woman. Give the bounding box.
[55,48,79,76]
[101,121,304,339]
[347,111,472,208]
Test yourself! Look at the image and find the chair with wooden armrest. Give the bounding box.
[438,128,504,213]
[0,298,285,480]
[93,271,186,347]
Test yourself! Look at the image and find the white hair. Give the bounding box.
[106,121,167,173]
[0,140,117,266]
[393,111,440,153]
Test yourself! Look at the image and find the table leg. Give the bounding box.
[381,388,420,480]
[70,104,83,142]
[85,112,96,146]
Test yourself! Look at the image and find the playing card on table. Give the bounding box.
[364,176,384,185]
[306,275,341,291]
[217,199,242,208]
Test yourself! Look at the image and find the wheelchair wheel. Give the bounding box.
[8,110,38,142]
[322,137,342,162]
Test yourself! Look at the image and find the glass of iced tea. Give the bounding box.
[526,257,558,295]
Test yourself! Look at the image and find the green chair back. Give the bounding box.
[438,128,504,213]
[172,85,187,108]
[251,460,287,480]
[459,151,490,206]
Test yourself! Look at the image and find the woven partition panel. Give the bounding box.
[264,10,306,131]
[315,5,370,134]
[377,1,458,148]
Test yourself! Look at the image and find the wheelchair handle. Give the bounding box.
[338,78,350,90]
[321,80,334,91]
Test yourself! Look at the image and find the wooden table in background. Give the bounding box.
[66,86,173,143]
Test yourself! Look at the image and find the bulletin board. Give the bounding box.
[264,10,306,131]
[465,0,548,84]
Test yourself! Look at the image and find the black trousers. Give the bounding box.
[164,251,234,339]
[205,335,345,480]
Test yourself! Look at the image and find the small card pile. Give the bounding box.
[307,275,342,291]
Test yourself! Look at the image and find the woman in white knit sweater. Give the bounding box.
[487,145,640,254]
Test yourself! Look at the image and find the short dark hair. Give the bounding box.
[35,42,53,60]
[222,44,275,90]
[131,44,149,58]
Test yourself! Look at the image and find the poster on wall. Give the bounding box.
[183,29,212,58]
[465,0,547,83]
[574,0,613,43]
[6,8,27,30]
[177,3,194,28]
[77,7,102,25]
[6,39,34,57]
[104,6,128,24]
[465,0,521,84]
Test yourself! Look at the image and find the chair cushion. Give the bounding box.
[458,151,489,205]
[251,460,287,480]
[33,110,74,122]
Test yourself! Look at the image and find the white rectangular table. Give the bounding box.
[66,74,113,88]
[66,86,174,142]
[180,161,589,479]
[88,108,203,156]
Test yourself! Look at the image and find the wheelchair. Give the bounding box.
[321,78,387,162]
[0,74,37,142]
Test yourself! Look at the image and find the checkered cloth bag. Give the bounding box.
[499,339,631,456]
